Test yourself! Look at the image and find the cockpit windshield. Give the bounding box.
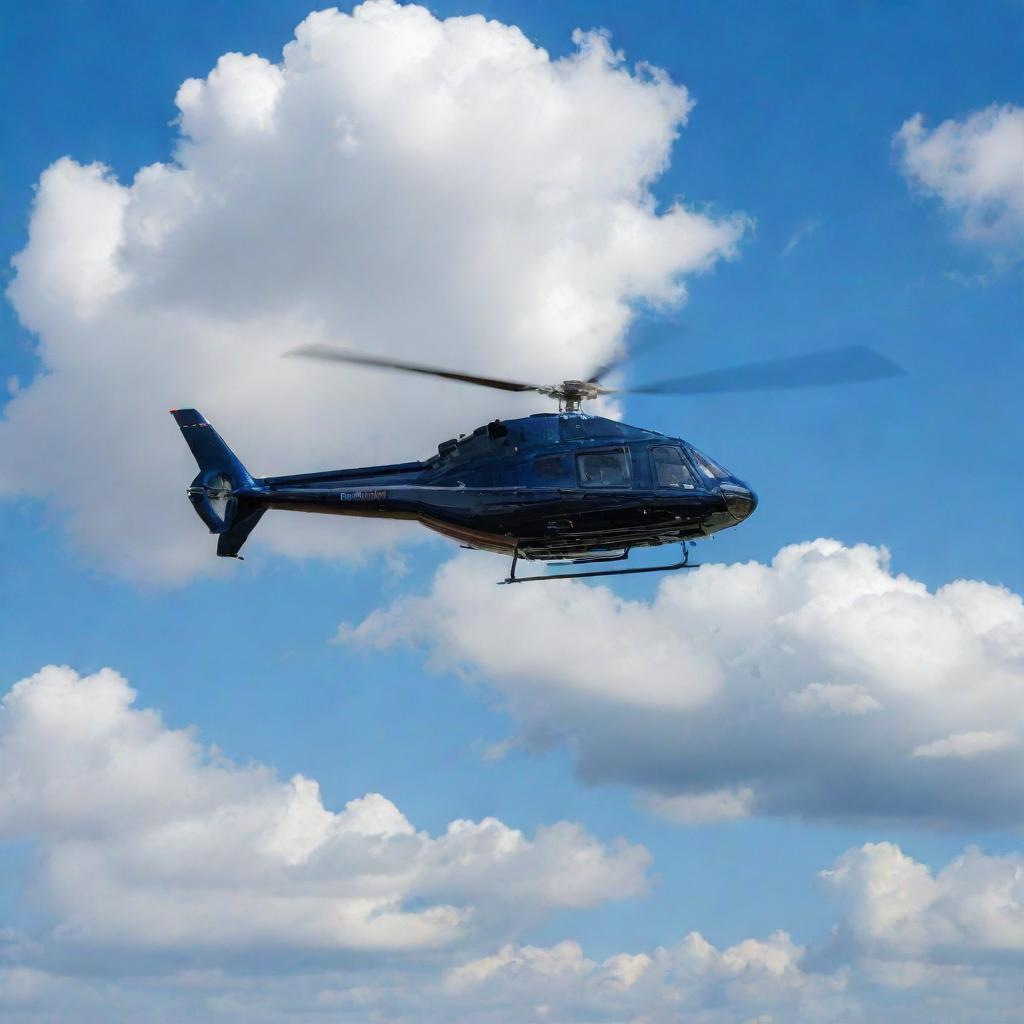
[687,446,733,481]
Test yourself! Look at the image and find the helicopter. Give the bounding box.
[172,342,903,583]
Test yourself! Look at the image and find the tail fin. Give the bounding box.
[171,409,265,558]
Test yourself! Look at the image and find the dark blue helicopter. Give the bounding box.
[172,343,902,583]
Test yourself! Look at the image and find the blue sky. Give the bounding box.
[1,2,1023,1020]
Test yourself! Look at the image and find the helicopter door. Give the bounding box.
[650,446,699,490]
[532,453,574,487]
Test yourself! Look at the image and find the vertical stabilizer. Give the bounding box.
[171,409,265,558]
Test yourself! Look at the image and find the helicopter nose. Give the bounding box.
[722,482,757,523]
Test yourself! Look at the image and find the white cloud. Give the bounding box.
[895,104,1024,250]
[0,1,744,583]
[438,843,1024,1022]
[437,842,1024,1022]
[343,539,1024,827]
[0,665,648,958]
[443,939,599,994]
[911,729,1016,760]
[2,674,1022,1023]
[785,681,882,717]
[643,786,754,824]
[442,930,844,1019]
[821,842,1024,963]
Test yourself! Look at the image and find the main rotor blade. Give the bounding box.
[586,318,687,384]
[623,345,906,396]
[287,344,545,394]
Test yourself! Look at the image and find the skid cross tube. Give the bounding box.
[499,543,698,584]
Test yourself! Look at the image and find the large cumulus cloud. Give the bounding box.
[343,539,1024,827]
[1,0,743,582]
[0,665,648,960]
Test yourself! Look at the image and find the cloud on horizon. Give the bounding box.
[4,662,1024,1023]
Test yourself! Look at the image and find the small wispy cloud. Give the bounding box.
[785,682,882,717]
[911,729,1016,760]
[943,268,992,288]
[479,735,524,762]
[781,218,820,257]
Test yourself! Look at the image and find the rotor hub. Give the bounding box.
[552,380,602,412]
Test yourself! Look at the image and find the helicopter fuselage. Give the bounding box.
[179,410,757,563]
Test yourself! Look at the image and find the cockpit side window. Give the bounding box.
[651,446,697,489]
[576,448,631,488]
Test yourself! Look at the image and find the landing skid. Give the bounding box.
[499,543,698,584]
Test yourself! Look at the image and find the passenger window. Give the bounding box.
[533,454,572,486]
[576,449,631,488]
[651,446,697,489]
